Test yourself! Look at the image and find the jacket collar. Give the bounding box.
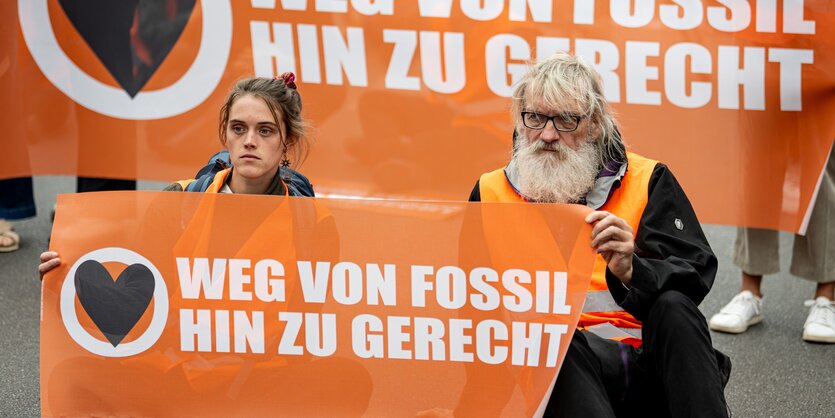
[220,168,288,196]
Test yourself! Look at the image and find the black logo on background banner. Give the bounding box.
[58,0,196,97]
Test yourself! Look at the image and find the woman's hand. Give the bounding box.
[39,251,61,280]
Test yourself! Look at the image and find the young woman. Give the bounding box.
[39,73,313,275]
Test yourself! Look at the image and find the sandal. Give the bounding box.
[0,219,20,253]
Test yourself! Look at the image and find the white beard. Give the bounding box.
[508,135,600,203]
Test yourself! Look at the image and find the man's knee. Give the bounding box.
[648,290,701,322]
[561,332,593,369]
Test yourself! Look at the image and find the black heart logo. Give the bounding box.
[74,260,155,347]
[58,0,197,98]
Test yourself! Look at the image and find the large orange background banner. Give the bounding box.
[3,0,835,232]
[42,192,595,417]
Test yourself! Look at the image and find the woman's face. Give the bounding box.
[224,94,286,183]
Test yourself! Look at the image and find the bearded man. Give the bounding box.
[469,52,731,417]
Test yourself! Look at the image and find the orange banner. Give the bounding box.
[41,192,596,417]
[4,1,835,232]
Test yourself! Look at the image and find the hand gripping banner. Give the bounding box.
[41,192,596,417]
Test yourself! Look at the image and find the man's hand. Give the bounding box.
[585,211,634,286]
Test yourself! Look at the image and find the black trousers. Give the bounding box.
[546,291,731,418]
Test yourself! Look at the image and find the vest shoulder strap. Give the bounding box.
[479,168,524,202]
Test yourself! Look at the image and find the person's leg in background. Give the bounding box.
[708,227,779,333]
[790,144,834,343]
[0,177,37,252]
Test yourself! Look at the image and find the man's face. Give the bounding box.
[519,100,592,154]
[511,99,600,203]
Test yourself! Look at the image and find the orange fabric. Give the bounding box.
[7,2,835,231]
[43,192,597,417]
[479,152,658,339]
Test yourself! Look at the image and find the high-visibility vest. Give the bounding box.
[175,168,289,195]
[478,152,658,345]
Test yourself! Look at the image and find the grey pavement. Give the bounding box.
[1,176,832,417]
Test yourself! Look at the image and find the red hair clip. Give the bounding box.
[277,72,297,90]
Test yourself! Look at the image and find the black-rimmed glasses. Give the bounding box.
[521,112,583,132]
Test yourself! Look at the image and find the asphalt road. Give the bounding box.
[1,176,832,417]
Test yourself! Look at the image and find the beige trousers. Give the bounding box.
[733,146,835,283]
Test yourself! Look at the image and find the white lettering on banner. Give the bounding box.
[171,259,578,363]
[251,22,368,87]
[323,26,369,86]
[483,37,812,110]
[611,0,655,28]
[573,0,595,24]
[277,312,338,356]
[708,0,752,32]
[229,259,253,301]
[297,261,398,305]
[417,0,455,17]
[382,30,466,93]
[417,0,552,21]
[252,0,393,13]
[574,0,815,33]
[509,0,553,22]
[252,0,815,32]
[757,0,778,32]
[316,0,349,13]
[659,0,704,30]
[784,0,815,33]
[410,266,572,314]
[469,267,500,311]
[626,41,662,106]
[251,22,295,78]
[235,310,266,353]
[462,0,504,21]
[332,262,364,305]
[419,32,466,94]
[351,315,569,366]
[278,312,304,355]
[305,313,338,356]
[476,320,508,365]
[353,0,394,15]
[177,257,227,300]
[180,309,265,353]
[414,317,446,360]
[575,39,621,102]
[485,34,530,97]
[177,258,286,302]
[502,269,533,312]
[298,24,322,83]
[388,316,412,359]
[353,314,384,358]
[718,46,765,110]
[665,43,712,108]
[769,48,814,111]
[383,30,421,90]
[449,318,473,362]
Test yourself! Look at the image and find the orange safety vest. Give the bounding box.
[174,168,289,195]
[478,152,658,345]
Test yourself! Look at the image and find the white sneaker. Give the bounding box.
[802,297,835,343]
[709,291,764,334]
